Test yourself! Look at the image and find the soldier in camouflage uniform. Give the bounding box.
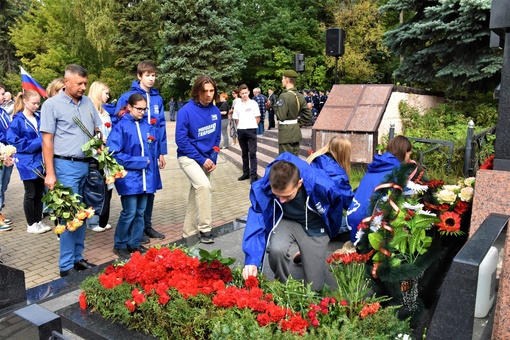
[274,70,312,155]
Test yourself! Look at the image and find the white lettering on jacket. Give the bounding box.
[198,123,216,137]
[315,202,325,214]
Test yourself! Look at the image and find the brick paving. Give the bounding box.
[0,121,253,288]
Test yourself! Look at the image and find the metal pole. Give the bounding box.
[335,56,339,84]
[464,120,475,177]
[389,123,395,141]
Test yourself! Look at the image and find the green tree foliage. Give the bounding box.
[232,0,335,91]
[381,0,502,94]
[330,0,393,84]
[78,0,117,68]
[110,0,161,75]
[9,0,103,88]
[159,0,246,91]
[0,0,27,81]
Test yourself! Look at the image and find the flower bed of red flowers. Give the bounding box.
[80,246,412,339]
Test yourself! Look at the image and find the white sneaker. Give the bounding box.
[88,225,106,232]
[27,222,48,234]
[38,221,52,232]
[104,224,112,230]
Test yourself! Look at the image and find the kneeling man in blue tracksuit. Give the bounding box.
[241,153,344,291]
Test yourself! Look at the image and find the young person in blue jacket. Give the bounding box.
[0,86,14,231]
[241,152,344,291]
[347,136,413,243]
[7,90,51,234]
[307,136,354,214]
[176,74,221,244]
[289,136,355,265]
[107,93,158,260]
[115,61,166,243]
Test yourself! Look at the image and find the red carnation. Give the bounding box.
[79,291,87,310]
[245,276,259,289]
[104,122,112,128]
[158,293,170,305]
[454,200,470,215]
[213,146,220,153]
[480,155,494,170]
[257,313,271,327]
[148,135,155,143]
[150,118,157,125]
[125,299,135,312]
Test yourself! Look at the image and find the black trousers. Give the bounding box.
[238,128,258,178]
[23,177,45,225]
[100,188,113,228]
[268,109,276,128]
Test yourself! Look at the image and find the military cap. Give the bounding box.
[282,70,299,78]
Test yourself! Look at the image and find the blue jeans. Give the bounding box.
[256,120,265,135]
[114,194,148,249]
[0,165,13,211]
[144,193,155,229]
[54,158,89,271]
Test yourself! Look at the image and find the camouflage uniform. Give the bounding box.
[274,87,312,155]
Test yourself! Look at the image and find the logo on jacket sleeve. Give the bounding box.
[212,114,218,120]
[315,202,325,214]
[154,105,159,114]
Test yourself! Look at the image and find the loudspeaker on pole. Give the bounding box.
[294,53,305,72]
[326,28,345,57]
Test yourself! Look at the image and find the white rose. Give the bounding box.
[459,187,474,202]
[443,184,460,192]
[464,177,475,187]
[436,189,457,204]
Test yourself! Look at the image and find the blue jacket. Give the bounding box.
[346,152,401,242]
[0,108,10,144]
[175,100,221,165]
[115,80,167,156]
[242,153,344,268]
[106,114,158,196]
[6,112,43,181]
[309,153,354,210]
[103,103,117,123]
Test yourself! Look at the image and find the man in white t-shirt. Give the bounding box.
[233,84,260,184]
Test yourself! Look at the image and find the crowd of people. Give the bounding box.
[1,63,412,294]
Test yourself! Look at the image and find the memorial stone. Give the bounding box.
[0,304,62,339]
[0,264,26,311]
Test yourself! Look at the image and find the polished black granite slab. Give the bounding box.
[57,302,156,340]
[0,264,26,310]
[0,303,62,340]
[427,213,509,340]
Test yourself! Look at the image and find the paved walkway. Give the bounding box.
[0,121,253,288]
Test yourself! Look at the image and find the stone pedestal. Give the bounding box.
[312,84,444,164]
[469,170,510,339]
[0,264,26,310]
[0,304,62,339]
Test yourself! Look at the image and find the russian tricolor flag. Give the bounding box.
[20,66,48,98]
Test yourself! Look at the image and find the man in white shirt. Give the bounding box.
[233,84,260,184]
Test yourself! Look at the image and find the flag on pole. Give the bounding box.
[20,66,48,98]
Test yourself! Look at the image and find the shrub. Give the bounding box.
[398,99,496,178]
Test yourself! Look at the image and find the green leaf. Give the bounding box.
[368,232,383,250]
